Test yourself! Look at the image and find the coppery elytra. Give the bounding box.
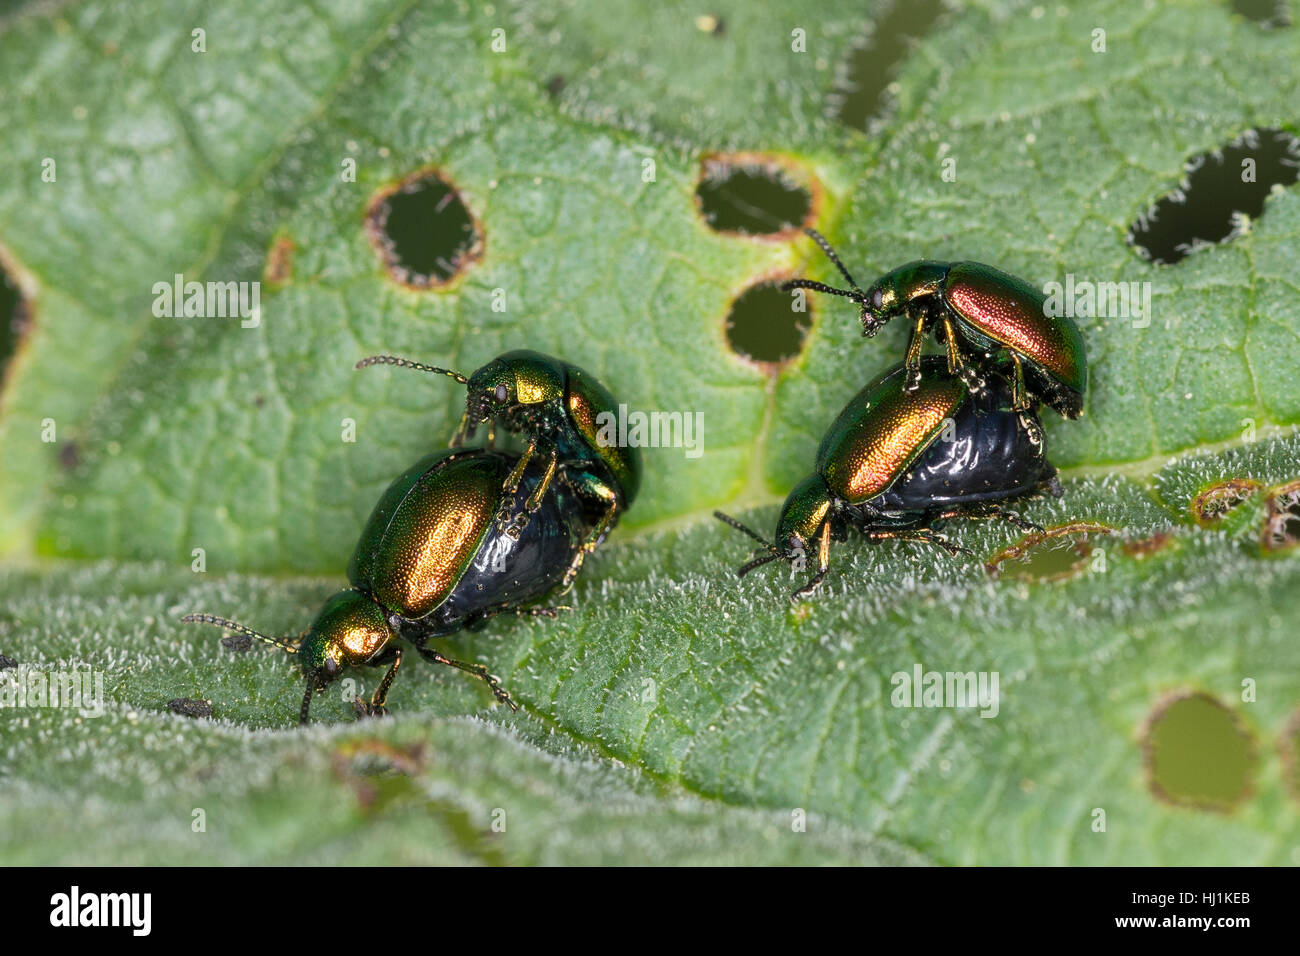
[356,350,639,555]
[183,447,600,723]
[716,357,1057,601]
[784,228,1088,420]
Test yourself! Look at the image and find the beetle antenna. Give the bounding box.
[737,552,784,577]
[781,278,865,303]
[355,355,468,384]
[802,227,865,295]
[181,614,299,654]
[300,677,315,725]
[714,510,773,548]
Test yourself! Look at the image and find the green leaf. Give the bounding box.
[2,0,1299,864]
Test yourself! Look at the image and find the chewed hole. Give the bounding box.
[1141,691,1255,812]
[984,522,1115,581]
[694,14,725,36]
[725,276,813,371]
[1231,0,1292,28]
[365,169,482,288]
[832,0,947,131]
[1121,531,1175,559]
[1,258,32,377]
[264,234,296,286]
[1128,128,1300,265]
[1190,478,1262,526]
[1261,478,1300,551]
[696,154,816,238]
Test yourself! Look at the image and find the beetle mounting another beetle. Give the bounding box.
[183,447,600,723]
[716,357,1058,601]
[356,350,640,568]
[783,228,1088,422]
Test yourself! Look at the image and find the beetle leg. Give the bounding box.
[354,647,402,719]
[414,645,517,711]
[934,504,1043,534]
[450,409,473,448]
[554,471,621,589]
[498,441,543,538]
[864,527,973,557]
[1008,353,1029,410]
[523,446,559,514]
[560,551,586,591]
[501,439,535,495]
[941,315,963,375]
[791,521,832,601]
[903,312,928,391]
[569,469,620,552]
[503,604,572,619]
[503,445,557,539]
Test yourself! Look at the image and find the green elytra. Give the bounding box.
[184,448,592,723]
[784,229,1088,419]
[716,359,1052,601]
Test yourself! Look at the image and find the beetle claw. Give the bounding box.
[352,697,388,720]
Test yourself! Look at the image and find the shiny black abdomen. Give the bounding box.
[868,378,1048,514]
[398,453,589,639]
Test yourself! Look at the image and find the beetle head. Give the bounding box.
[297,590,392,722]
[465,351,565,424]
[714,474,832,579]
[859,280,894,336]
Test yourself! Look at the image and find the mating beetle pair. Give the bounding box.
[185,351,639,722]
[785,229,1088,418]
[717,230,1087,600]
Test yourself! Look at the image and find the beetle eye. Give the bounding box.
[494,384,509,403]
[871,288,884,310]
[323,657,340,677]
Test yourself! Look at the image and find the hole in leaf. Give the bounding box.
[725,275,813,371]
[365,169,482,288]
[0,258,32,380]
[1128,128,1300,264]
[984,522,1115,581]
[696,154,816,238]
[264,233,296,286]
[834,0,947,131]
[1121,531,1175,559]
[332,739,429,812]
[1190,478,1262,526]
[1141,691,1255,812]
[694,14,725,36]
[1260,478,1300,552]
[1231,0,1292,28]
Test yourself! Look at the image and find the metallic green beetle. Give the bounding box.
[357,349,640,551]
[183,447,595,723]
[784,229,1088,419]
[716,358,1053,600]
